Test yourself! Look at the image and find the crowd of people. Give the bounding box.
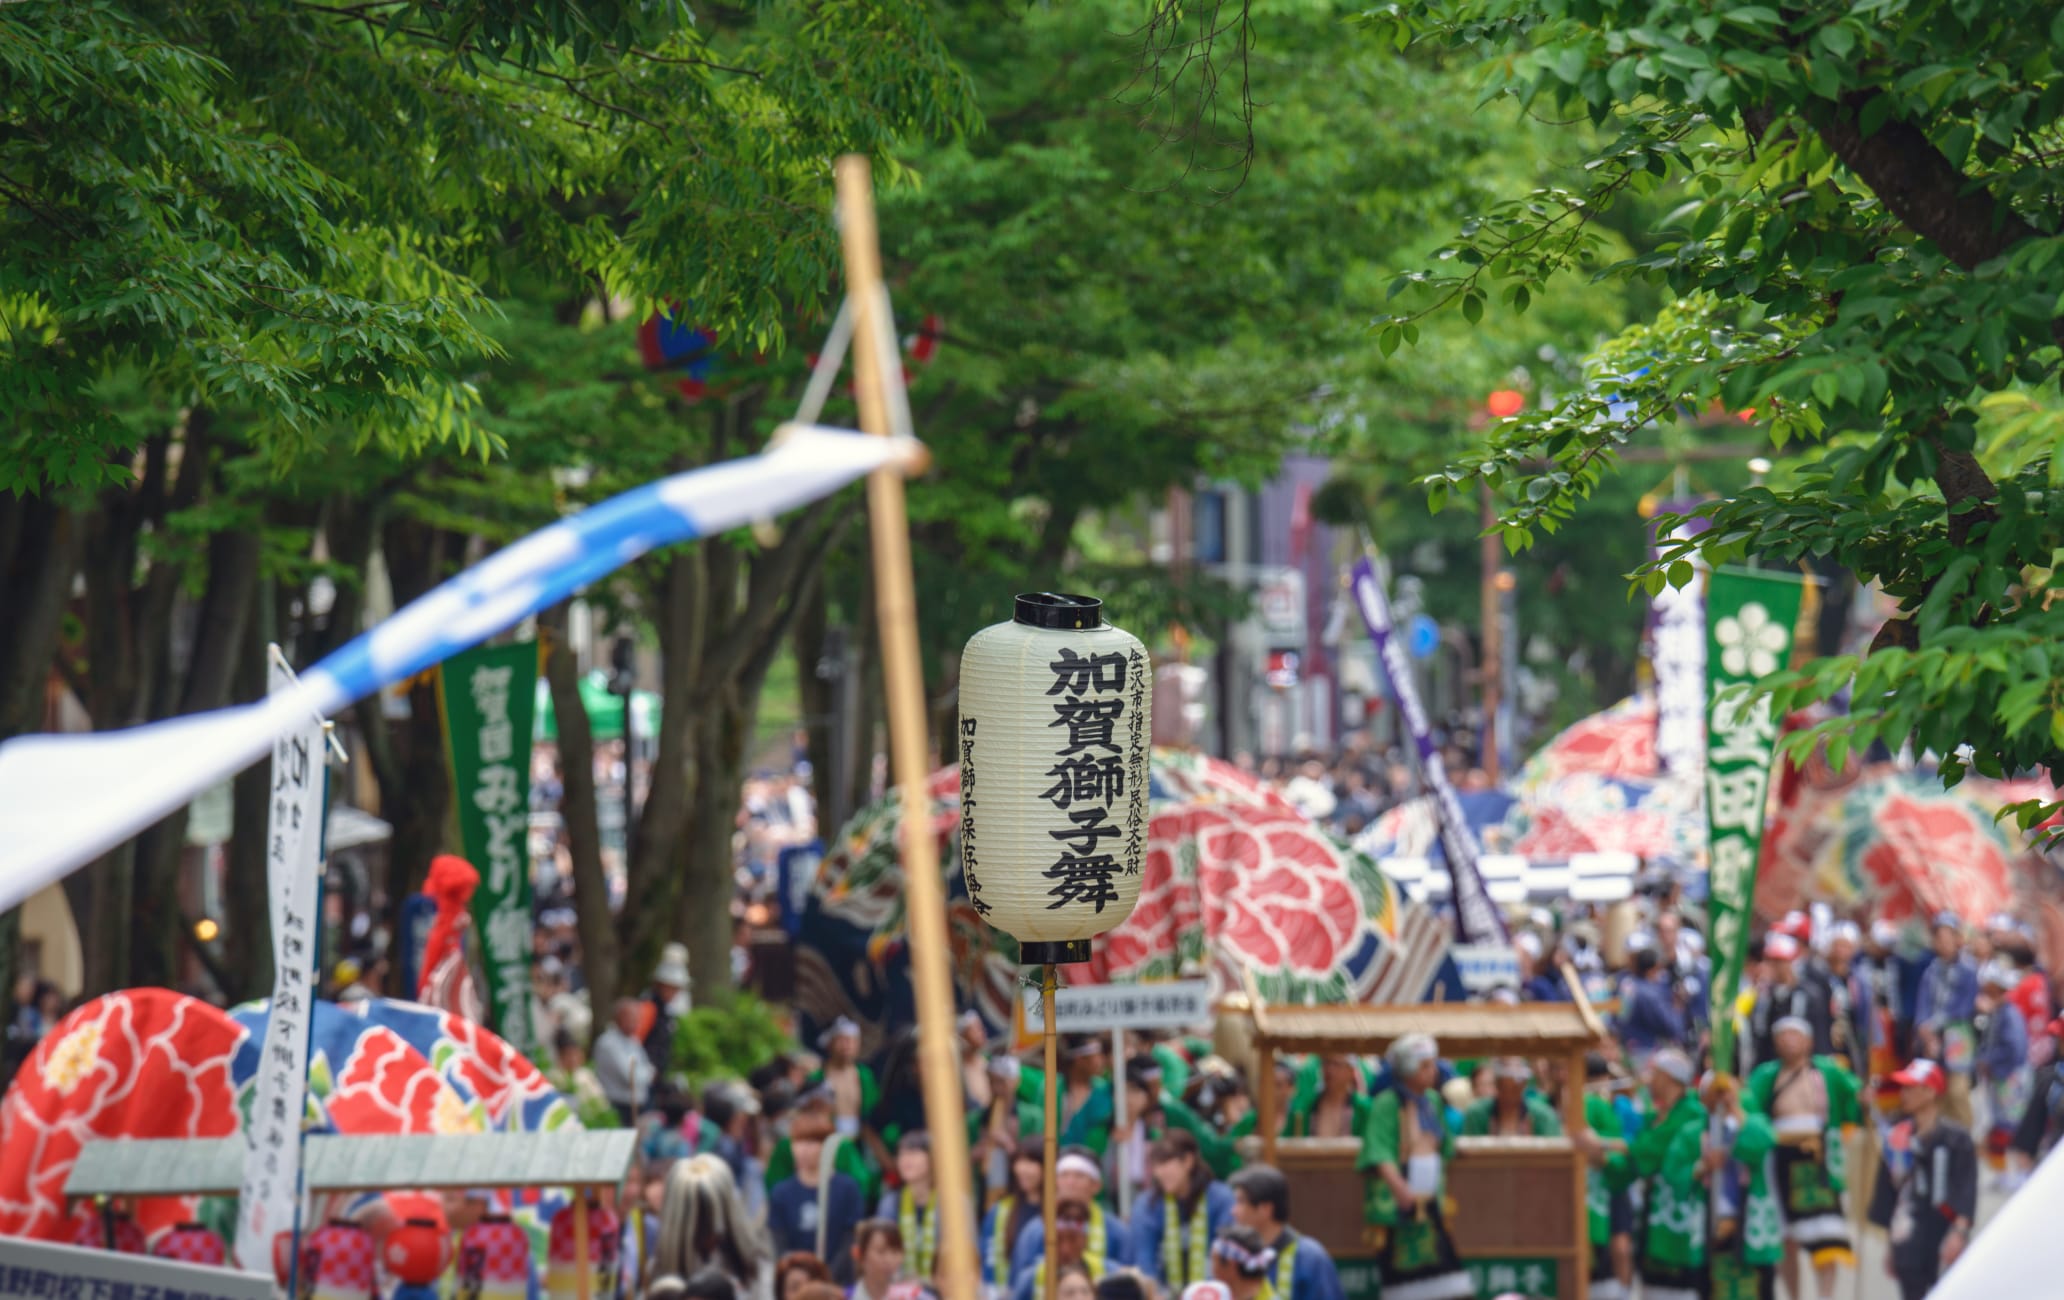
[506,879,2064,1300]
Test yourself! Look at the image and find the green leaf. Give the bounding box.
[1461,292,1484,325]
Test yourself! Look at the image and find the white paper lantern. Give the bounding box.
[958,593,1152,965]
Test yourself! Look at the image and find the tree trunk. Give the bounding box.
[369,518,455,917]
[793,579,838,832]
[129,525,261,990]
[0,495,79,742]
[542,601,615,1036]
[220,601,276,1003]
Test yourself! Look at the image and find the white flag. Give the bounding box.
[234,653,325,1273]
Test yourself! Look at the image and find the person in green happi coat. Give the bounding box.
[1595,1047,1709,1300]
[1287,1056,1372,1140]
[1743,1016,1861,1300]
[1356,1033,1472,1300]
[1696,1072,1785,1300]
[1459,1058,1562,1137]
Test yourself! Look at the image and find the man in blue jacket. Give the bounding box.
[1226,1164,1343,1300]
[1615,947,1687,1071]
[1913,913,1980,1127]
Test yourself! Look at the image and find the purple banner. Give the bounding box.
[1350,559,1509,946]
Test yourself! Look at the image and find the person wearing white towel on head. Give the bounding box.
[1010,1150,1132,1288]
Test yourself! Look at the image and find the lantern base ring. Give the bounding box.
[1019,940,1091,966]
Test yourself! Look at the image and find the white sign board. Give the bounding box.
[1021,980,1213,1032]
[235,652,324,1273]
[1450,943,1522,994]
[0,1237,274,1300]
[1256,568,1306,641]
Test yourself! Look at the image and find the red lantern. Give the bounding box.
[1486,389,1526,419]
[385,1217,454,1286]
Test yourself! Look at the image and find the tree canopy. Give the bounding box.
[1340,0,2064,809]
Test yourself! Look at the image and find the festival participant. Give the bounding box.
[1356,1033,1468,1300]
[848,1220,905,1300]
[1913,913,1979,1128]
[766,1086,877,1207]
[1459,1059,1560,1137]
[1128,1130,1233,1292]
[1221,1165,1339,1300]
[875,1132,968,1283]
[641,944,692,1076]
[1975,959,2030,1175]
[1614,948,1687,1071]
[816,1019,880,1148]
[1743,1017,1859,1300]
[1286,1056,1368,1139]
[1747,934,1833,1072]
[1868,1060,1977,1300]
[1598,1047,1707,1300]
[2009,1017,2064,1166]
[1694,1073,1782,1300]
[1012,1202,1102,1300]
[1205,1226,1275,1300]
[596,998,658,1124]
[1578,1055,1635,1300]
[981,1137,1045,1290]
[655,1155,774,1300]
[1108,1057,1170,1201]
[1822,922,1872,1080]
[768,1113,865,1267]
[776,1255,833,1300]
[1860,920,1910,1066]
[1010,1150,1131,1285]
[1998,940,2052,1048]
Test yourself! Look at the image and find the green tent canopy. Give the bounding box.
[533,671,660,742]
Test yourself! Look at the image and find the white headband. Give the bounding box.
[1055,1153,1103,1184]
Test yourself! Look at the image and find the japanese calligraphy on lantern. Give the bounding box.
[957,595,1151,959]
[235,651,326,1274]
[1703,568,1806,1069]
[437,641,539,1052]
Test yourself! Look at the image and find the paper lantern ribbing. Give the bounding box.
[958,593,1152,965]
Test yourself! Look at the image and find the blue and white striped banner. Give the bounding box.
[0,426,919,912]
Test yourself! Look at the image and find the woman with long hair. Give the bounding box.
[979,1136,1045,1290]
[1126,1131,1232,1293]
[656,1155,775,1300]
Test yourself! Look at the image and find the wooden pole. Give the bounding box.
[1566,1049,1589,1299]
[573,1194,592,1300]
[1042,965,1060,1300]
[1259,1043,1278,1167]
[834,154,978,1300]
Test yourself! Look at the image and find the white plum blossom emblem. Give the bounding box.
[1715,601,1788,677]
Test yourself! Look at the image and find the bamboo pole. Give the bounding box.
[1042,965,1060,1300]
[573,1195,591,1300]
[834,154,977,1300]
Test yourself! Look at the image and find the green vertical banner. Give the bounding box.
[1704,568,1807,1072]
[438,641,538,1054]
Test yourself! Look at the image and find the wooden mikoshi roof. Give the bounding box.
[1242,984,1607,1059]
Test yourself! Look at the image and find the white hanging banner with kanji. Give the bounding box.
[235,651,327,1272]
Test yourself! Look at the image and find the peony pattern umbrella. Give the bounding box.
[1756,765,2056,925]
[797,749,1426,1040]
[1,990,578,1246]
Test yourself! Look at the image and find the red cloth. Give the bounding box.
[2010,971,2053,1041]
[417,855,479,998]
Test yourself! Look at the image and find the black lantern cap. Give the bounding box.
[1020,939,1092,966]
[1014,592,1102,630]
